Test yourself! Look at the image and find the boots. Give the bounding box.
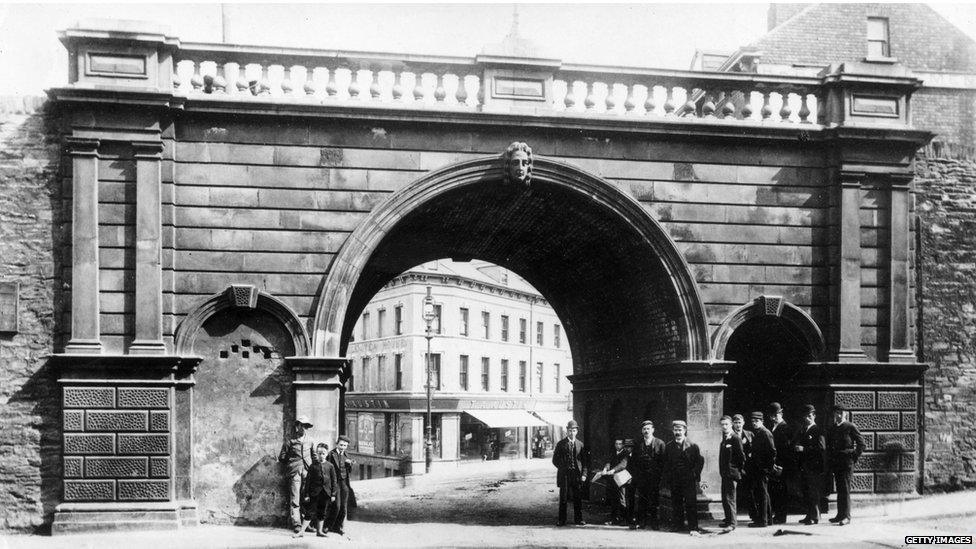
[292,519,311,538]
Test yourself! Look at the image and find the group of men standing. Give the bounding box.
[278,415,354,538]
[551,402,866,534]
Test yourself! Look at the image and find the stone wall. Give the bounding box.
[0,96,62,531]
[915,150,976,491]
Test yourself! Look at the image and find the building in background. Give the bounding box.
[344,260,573,479]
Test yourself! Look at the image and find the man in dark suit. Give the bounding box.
[552,419,590,526]
[731,414,756,522]
[718,415,745,530]
[627,420,665,530]
[278,415,314,533]
[826,404,866,526]
[662,420,705,534]
[767,402,793,524]
[794,404,826,524]
[746,411,775,528]
[294,443,337,538]
[326,435,353,535]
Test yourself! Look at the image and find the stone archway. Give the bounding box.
[312,154,710,368]
[174,286,311,525]
[310,150,716,485]
[713,296,827,420]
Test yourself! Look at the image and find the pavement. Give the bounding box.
[3,460,975,548]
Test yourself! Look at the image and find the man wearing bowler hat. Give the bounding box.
[767,402,793,524]
[794,404,826,524]
[746,411,776,527]
[826,404,865,525]
[662,420,705,534]
[279,415,314,532]
[553,419,590,526]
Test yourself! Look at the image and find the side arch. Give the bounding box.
[711,295,826,361]
[310,155,710,362]
[175,284,311,356]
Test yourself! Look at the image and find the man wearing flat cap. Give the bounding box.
[793,404,826,524]
[826,404,865,526]
[279,415,314,532]
[627,419,666,530]
[766,402,793,524]
[553,419,590,526]
[746,411,776,527]
[662,420,705,533]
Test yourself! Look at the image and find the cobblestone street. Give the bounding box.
[4,460,975,548]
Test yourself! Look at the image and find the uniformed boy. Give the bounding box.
[278,415,314,532]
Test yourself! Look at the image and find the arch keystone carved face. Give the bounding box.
[502,142,533,185]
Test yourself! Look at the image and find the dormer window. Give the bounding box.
[867,17,890,58]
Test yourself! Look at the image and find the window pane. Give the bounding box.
[868,40,887,57]
[867,18,887,40]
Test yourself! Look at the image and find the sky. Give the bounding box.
[0,2,975,95]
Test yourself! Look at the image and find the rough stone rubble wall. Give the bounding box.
[0,96,61,531]
[916,150,976,491]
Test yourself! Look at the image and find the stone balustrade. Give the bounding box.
[170,42,823,124]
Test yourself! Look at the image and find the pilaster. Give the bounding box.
[887,174,915,362]
[65,137,102,355]
[837,171,868,362]
[286,357,348,448]
[129,141,166,354]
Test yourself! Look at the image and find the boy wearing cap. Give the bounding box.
[627,419,665,530]
[746,411,776,527]
[279,415,314,532]
[793,404,826,524]
[294,443,337,538]
[662,420,705,534]
[826,404,865,526]
[326,435,354,535]
[552,419,590,526]
[731,414,757,522]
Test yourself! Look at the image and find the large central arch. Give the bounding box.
[312,155,710,376]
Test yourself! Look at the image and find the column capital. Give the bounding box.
[64,137,100,156]
[132,140,164,159]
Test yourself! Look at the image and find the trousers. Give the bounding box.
[558,482,583,524]
[328,480,349,532]
[669,479,698,531]
[800,470,823,521]
[630,478,661,527]
[288,471,304,527]
[720,477,738,526]
[750,472,771,525]
[833,468,852,520]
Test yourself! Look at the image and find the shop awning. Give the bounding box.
[464,410,548,428]
[531,410,575,427]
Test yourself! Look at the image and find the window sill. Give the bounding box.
[864,56,899,64]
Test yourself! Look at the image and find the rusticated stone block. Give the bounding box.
[150,411,170,432]
[63,410,84,432]
[64,457,83,478]
[878,433,916,451]
[875,472,916,493]
[63,387,114,409]
[877,391,917,411]
[86,410,148,432]
[117,480,170,501]
[117,434,169,455]
[64,434,115,455]
[85,457,148,478]
[863,433,875,451]
[850,411,900,431]
[117,387,169,409]
[854,452,901,472]
[901,412,917,431]
[64,480,115,501]
[851,473,874,493]
[834,391,874,410]
[901,453,917,472]
[150,457,170,478]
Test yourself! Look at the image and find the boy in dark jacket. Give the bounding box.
[294,443,337,538]
[718,415,745,529]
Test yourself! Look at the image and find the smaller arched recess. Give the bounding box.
[711,295,826,361]
[175,284,311,356]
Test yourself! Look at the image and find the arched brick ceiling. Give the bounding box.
[342,179,686,375]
